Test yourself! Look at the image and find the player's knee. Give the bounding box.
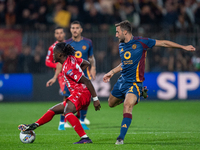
[123,103,133,113]
[108,99,115,108]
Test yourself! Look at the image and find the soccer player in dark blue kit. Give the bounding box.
[103,20,196,145]
[65,21,96,130]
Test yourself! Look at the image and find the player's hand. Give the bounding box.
[46,78,56,87]
[183,45,196,52]
[103,72,113,83]
[93,100,101,111]
[90,66,96,80]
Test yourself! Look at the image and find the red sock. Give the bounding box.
[36,110,55,126]
[65,113,86,137]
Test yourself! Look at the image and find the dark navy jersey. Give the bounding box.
[119,36,156,82]
[65,37,93,79]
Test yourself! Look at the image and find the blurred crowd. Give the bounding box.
[0,0,200,74]
[1,0,200,30]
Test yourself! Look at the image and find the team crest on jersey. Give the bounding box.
[132,44,137,49]
[82,45,86,50]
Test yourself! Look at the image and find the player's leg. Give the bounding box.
[58,76,71,130]
[116,83,141,145]
[63,100,92,144]
[79,106,90,130]
[18,102,64,131]
[115,93,137,145]
[108,93,124,108]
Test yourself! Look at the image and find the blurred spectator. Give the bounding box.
[2,46,18,73]
[17,45,33,73]
[194,1,200,25]
[0,2,5,25]
[162,1,178,29]
[5,0,16,28]
[29,52,45,73]
[53,2,71,27]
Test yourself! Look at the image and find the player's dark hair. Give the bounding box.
[71,21,82,28]
[54,26,65,32]
[54,42,75,56]
[115,20,132,33]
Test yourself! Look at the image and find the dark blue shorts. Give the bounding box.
[111,76,143,103]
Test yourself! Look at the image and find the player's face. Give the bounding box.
[53,48,61,63]
[116,26,125,43]
[70,24,82,38]
[55,29,65,42]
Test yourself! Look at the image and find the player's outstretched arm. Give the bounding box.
[88,55,96,80]
[46,63,62,87]
[79,76,101,111]
[80,59,90,71]
[155,40,196,52]
[103,63,122,83]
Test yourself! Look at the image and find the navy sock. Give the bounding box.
[118,113,132,140]
[80,110,87,122]
[60,114,65,123]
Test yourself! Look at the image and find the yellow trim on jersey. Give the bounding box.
[87,67,91,80]
[133,82,141,97]
[136,62,141,82]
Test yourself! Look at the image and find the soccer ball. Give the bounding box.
[19,130,36,143]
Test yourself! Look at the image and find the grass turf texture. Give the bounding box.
[0,101,200,150]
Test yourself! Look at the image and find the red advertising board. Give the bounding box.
[0,29,22,53]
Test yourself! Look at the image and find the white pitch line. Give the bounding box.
[1,131,200,137]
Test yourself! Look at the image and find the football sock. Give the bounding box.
[81,134,88,138]
[60,114,65,123]
[118,113,132,140]
[65,112,86,137]
[36,109,55,126]
[80,109,87,122]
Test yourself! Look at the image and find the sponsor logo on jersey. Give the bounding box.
[82,45,86,50]
[69,72,74,76]
[124,51,131,60]
[132,44,137,49]
[67,69,72,75]
[120,48,124,52]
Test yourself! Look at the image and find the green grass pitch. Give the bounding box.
[0,101,200,150]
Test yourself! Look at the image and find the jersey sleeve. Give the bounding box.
[66,63,84,82]
[76,57,83,65]
[141,38,156,49]
[45,46,57,68]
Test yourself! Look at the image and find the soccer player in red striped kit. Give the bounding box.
[18,43,101,144]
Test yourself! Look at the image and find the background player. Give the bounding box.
[103,20,195,145]
[18,43,101,144]
[45,26,71,130]
[65,21,96,130]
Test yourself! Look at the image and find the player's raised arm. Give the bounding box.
[103,63,122,83]
[46,63,62,87]
[88,55,96,80]
[155,40,196,52]
[79,76,101,111]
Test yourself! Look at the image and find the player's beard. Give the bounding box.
[119,38,125,43]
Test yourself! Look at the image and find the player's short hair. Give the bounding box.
[115,20,132,33]
[71,21,82,28]
[55,42,76,56]
[54,26,65,32]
